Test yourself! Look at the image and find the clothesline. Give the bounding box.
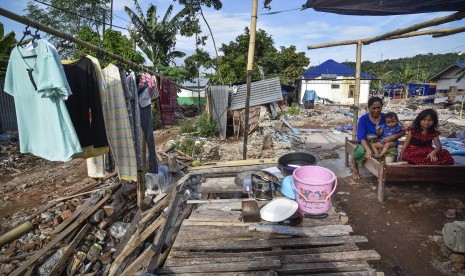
[0,7,207,93]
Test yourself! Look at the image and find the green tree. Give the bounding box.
[184,49,214,80]
[124,0,194,69]
[217,28,309,84]
[0,22,16,76]
[76,26,144,66]
[26,0,109,54]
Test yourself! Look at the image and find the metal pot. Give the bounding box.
[251,171,278,201]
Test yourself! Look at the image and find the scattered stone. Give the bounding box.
[99,251,113,264]
[89,209,105,224]
[87,243,102,263]
[20,242,36,252]
[102,205,114,217]
[61,210,73,220]
[95,230,107,241]
[451,253,465,263]
[443,221,465,253]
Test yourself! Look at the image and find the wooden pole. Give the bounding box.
[432,26,465,37]
[363,11,465,45]
[352,40,362,141]
[242,0,258,160]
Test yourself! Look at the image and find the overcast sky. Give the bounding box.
[2,0,465,67]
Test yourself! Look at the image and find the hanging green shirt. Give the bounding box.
[4,39,82,161]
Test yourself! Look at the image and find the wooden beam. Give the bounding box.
[190,158,278,170]
[108,215,166,276]
[363,11,465,45]
[248,224,353,237]
[49,224,91,275]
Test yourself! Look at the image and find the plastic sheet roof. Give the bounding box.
[301,0,465,16]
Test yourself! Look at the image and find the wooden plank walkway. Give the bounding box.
[157,176,382,275]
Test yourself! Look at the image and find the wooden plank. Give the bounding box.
[165,255,280,267]
[249,224,353,237]
[172,236,368,251]
[155,259,281,274]
[170,272,278,276]
[242,200,261,222]
[188,198,253,205]
[51,196,94,234]
[182,220,250,227]
[200,177,243,193]
[49,224,91,275]
[169,244,360,259]
[108,215,166,276]
[175,225,287,243]
[188,209,243,223]
[193,164,273,175]
[276,261,372,274]
[385,165,464,182]
[310,272,378,276]
[10,192,112,276]
[282,250,381,263]
[190,158,278,170]
[119,244,156,276]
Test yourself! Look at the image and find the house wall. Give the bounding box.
[177,88,206,105]
[300,77,370,104]
[433,68,465,103]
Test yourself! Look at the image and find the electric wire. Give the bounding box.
[32,0,127,30]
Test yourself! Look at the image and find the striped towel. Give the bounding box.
[101,64,137,181]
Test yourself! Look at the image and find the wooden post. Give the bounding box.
[242,0,258,160]
[449,86,458,103]
[352,40,362,141]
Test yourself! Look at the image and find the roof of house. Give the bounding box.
[428,61,465,81]
[181,78,210,88]
[302,59,377,79]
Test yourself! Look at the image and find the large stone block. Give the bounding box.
[443,221,465,253]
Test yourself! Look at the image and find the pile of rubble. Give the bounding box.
[0,172,203,275]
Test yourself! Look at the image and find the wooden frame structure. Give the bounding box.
[344,138,464,203]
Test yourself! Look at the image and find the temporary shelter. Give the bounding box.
[300,59,376,104]
[178,78,210,105]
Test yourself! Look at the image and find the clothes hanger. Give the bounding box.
[17,25,32,46]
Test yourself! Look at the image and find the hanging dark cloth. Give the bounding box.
[62,57,109,150]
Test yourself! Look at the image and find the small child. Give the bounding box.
[371,112,404,159]
[400,108,454,165]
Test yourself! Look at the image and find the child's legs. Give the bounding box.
[379,142,396,156]
[371,142,383,153]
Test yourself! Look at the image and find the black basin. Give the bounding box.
[278,152,317,176]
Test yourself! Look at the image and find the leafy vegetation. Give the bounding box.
[76,27,144,66]
[287,104,301,116]
[0,23,16,76]
[174,137,203,157]
[179,118,197,133]
[196,111,217,137]
[342,53,461,87]
[216,28,309,84]
[26,0,109,54]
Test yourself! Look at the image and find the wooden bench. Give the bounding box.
[344,137,465,202]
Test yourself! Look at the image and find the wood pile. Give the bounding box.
[0,172,201,275]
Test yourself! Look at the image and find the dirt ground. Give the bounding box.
[1,102,464,275]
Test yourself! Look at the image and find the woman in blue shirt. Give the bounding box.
[353,97,405,179]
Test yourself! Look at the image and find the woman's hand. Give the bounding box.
[427,152,438,162]
[380,136,390,144]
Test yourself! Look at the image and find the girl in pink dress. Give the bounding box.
[400,109,454,165]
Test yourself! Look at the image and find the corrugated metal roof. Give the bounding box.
[0,77,18,132]
[230,77,283,110]
[181,78,210,87]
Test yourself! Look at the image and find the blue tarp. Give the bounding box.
[303,59,377,79]
[303,90,319,102]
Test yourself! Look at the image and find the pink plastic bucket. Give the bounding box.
[292,166,337,215]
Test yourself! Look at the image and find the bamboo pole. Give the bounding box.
[242,0,258,160]
[352,40,362,141]
[363,11,465,44]
[433,26,465,37]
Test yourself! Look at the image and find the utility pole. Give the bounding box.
[242,0,258,160]
[195,32,201,110]
[110,0,113,30]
